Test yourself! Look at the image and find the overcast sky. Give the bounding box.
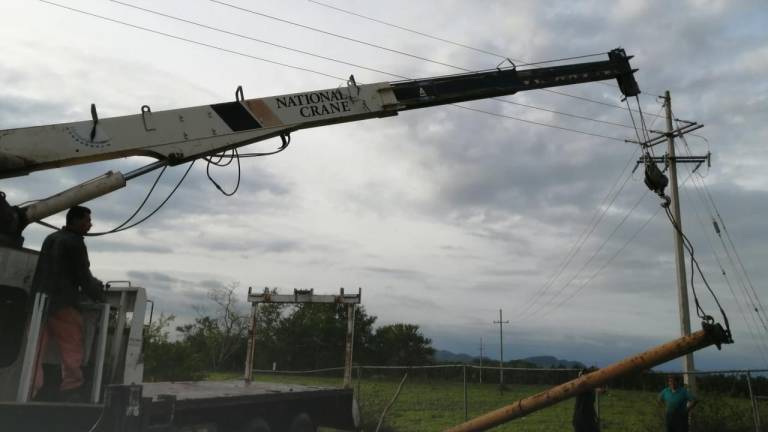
[1,0,767,371]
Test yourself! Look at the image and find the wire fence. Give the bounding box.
[249,364,768,431]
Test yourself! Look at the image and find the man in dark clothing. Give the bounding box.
[572,368,604,432]
[31,206,104,401]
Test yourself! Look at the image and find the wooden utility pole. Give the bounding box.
[479,337,484,384]
[633,92,707,392]
[494,309,509,387]
[665,90,696,392]
[445,322,731,432]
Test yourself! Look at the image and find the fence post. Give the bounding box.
[463,364,468,421]
[746,371,762,432]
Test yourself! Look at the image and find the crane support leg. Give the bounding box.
[445,322,732,432]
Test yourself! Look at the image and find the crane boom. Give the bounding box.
[0,49,638,179]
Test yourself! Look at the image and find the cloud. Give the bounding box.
[3,0,767,371]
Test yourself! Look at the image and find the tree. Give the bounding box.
[371,324,435,366]
[143,313,205,381]
[272,303,377,370]
[177,282,249,371]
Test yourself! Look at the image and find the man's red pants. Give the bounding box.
[33,307,85,396]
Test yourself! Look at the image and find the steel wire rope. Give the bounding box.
[40,0,632,145]
[210,0,664,117]
[111,0,638,132]
[306,0,666,100]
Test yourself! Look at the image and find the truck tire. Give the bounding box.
[239,418,271,432]
[287,413,315,432]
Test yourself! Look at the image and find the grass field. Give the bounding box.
[208,372,763,431]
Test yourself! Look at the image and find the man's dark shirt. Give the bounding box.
[573,390,599,431]
[31,228,102,312]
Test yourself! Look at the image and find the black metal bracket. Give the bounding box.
[90,103,99,142]
[235,85,245,102]
[346,74,360,99]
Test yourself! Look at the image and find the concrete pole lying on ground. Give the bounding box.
[444,322,732,432]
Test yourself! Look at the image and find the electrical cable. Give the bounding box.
[92,161,195,235]
[203,133,291,196]
[206,149,241,196]
[663,203,731,333]
[34,161,195,235]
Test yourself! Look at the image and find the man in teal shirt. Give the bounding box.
[658,375,697,432]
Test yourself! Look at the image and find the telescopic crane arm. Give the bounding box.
[0,48,639,243]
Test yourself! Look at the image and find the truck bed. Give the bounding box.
[142,379,357,430]
[0,380,357,431]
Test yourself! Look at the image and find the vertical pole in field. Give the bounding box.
[746,371,761,432]
[344,303,356,389]
[665,91,696,393]
[479,337,484,384]
[494,309,509,388]
[244,301,258,383]
[463,364,469,420]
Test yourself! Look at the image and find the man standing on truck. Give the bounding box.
[31,205,104,402]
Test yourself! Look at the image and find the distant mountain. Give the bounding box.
[434,350,585,369]
[434,349,476,363]
[522,355,586,369]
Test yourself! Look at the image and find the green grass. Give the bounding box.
[204,372,761,431]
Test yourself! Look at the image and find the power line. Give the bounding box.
[306,0,666,101]
[39,0,346,82]
[673,117,768,335]
[111,0,637,131]
[513,148,640,318]
[679,148,768,362]
[211,0,662,117]
[41,0,632,143]
[518,187,652,322]
[450,105,627,142]
[514,104,664,318]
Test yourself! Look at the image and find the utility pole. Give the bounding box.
[479,337,484,384]
[494,309,509,387]
[633,91,707,393]
[664,90,696,392]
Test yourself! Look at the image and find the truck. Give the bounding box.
[0,48,641,431]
